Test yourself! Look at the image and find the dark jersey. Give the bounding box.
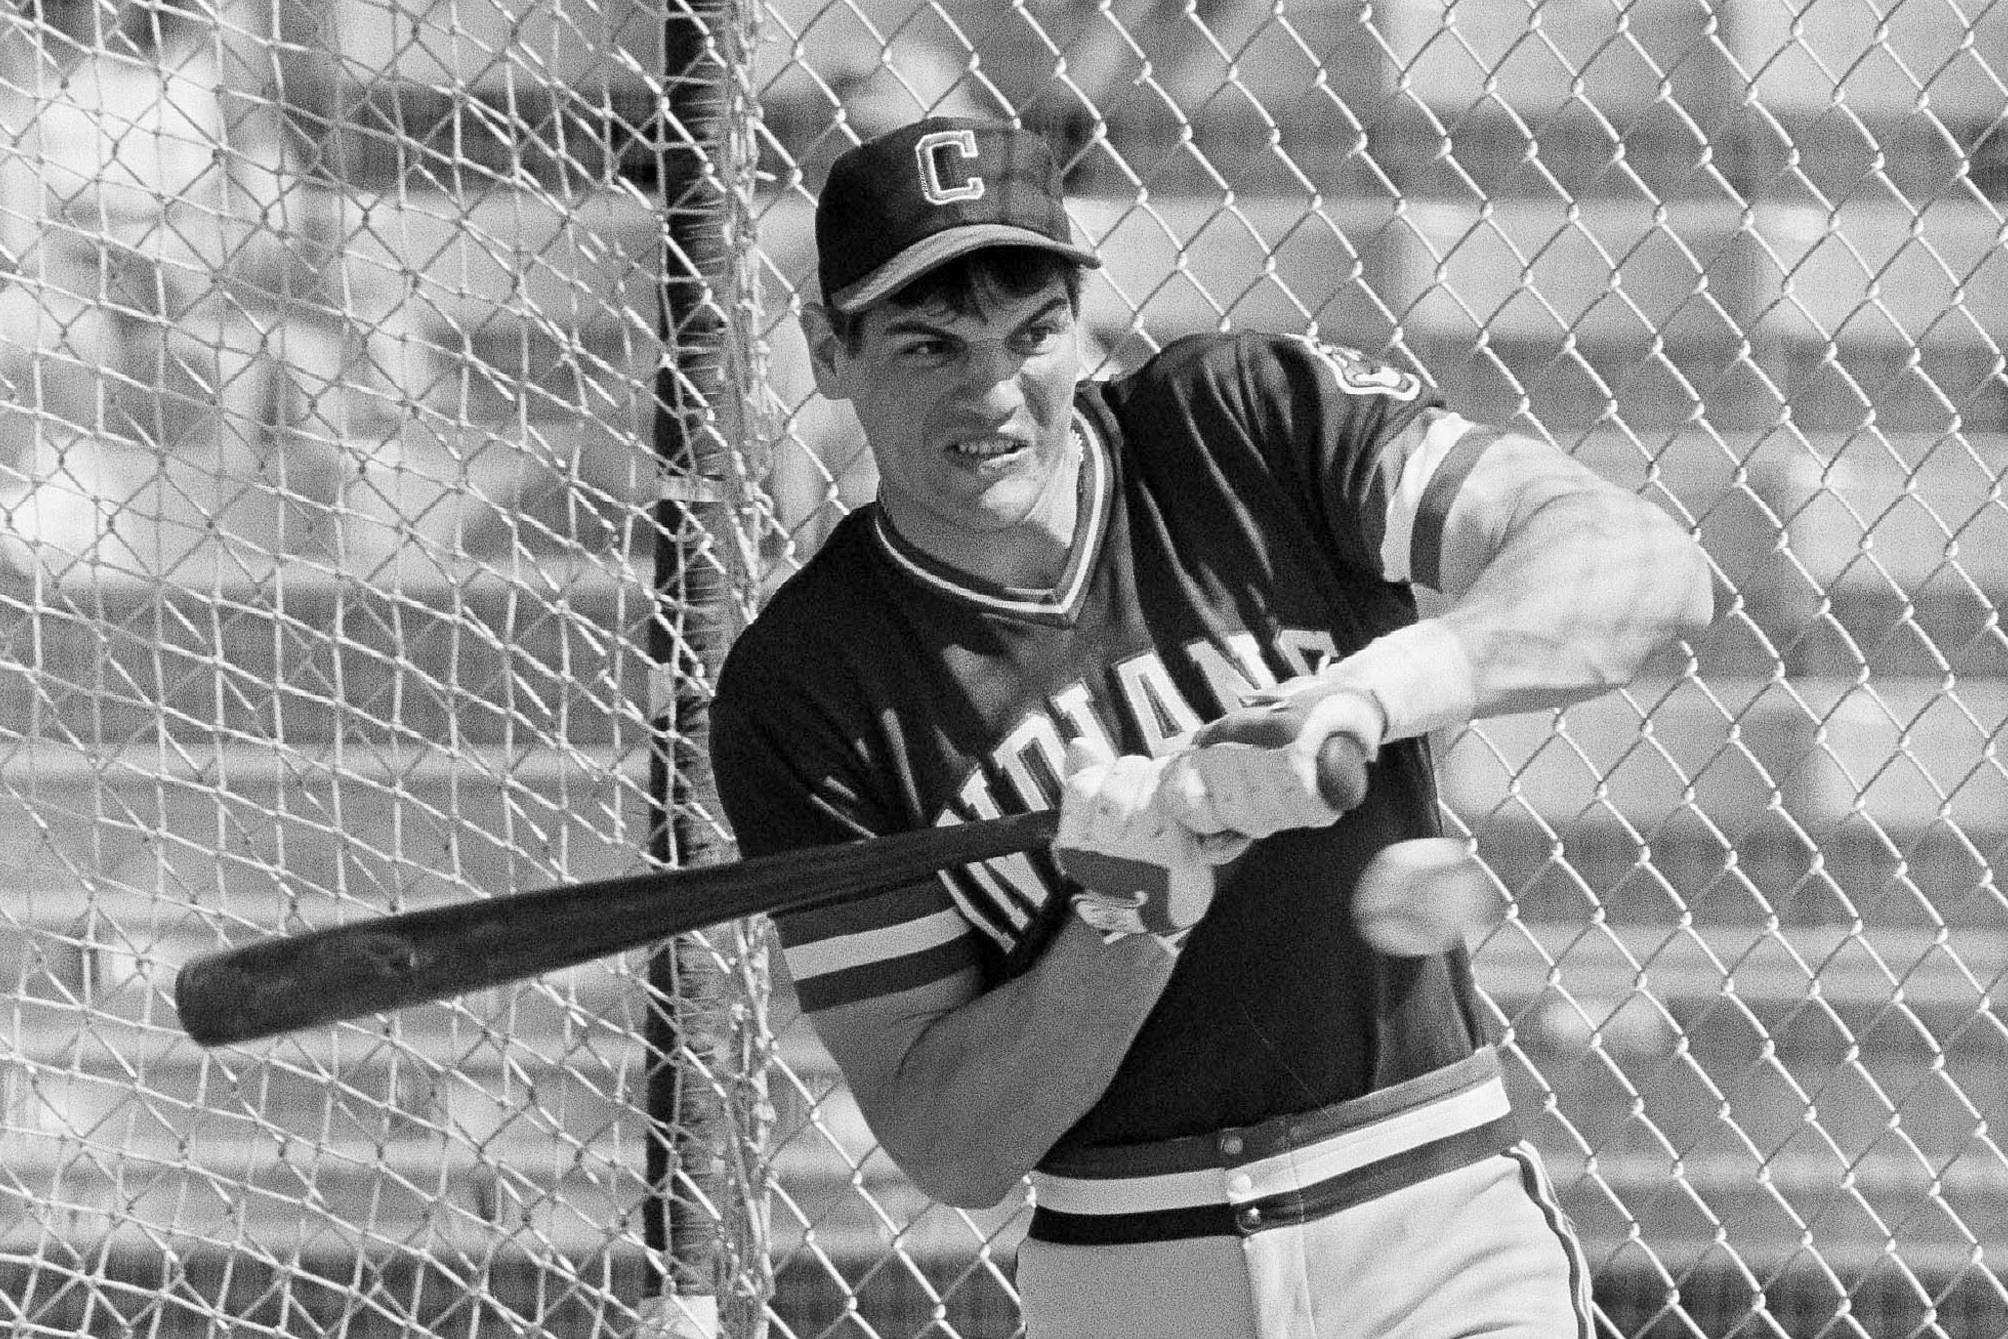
[710,331,1501,1156]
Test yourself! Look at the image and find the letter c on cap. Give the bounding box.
[915,129,985,206]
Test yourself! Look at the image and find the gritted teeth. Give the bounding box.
[949,436,1023,458]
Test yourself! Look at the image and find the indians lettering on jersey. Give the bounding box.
[721,331,1494,1019]
[935,626,1339,951]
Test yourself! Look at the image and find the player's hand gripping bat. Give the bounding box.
[173,736,1370,1047]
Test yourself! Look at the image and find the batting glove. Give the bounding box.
[1054,738,1250,946]
[1161,682,1386,841]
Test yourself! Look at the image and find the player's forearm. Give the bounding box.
[1330,486,1712,739]
[1438,485,1714,718]
[868,917,1176,1208]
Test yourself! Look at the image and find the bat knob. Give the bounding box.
[1315,732,1372,812]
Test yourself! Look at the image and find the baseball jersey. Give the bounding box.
[710,330,1500,1155]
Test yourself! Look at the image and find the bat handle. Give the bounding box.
[1314,731,1373,812]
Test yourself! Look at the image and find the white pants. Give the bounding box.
[1016,1140,1593,1339]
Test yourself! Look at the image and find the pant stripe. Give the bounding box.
[1506,1139,1596,1339]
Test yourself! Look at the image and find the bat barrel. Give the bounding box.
[176,926,442,1048]
[171,893,618,1047]
[175,808,1064,1047]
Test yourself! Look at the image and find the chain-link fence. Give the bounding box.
[0,0,1998,1335]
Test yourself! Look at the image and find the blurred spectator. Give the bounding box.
[0,0,290,574]
[0,0,382,578]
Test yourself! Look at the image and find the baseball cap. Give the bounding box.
[816,117,1101,313]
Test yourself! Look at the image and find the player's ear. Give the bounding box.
[799,302,854,402]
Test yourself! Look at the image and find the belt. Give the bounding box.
[1028,1048,1519,1244]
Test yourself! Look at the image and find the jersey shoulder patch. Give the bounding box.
[1279,333,1426,403]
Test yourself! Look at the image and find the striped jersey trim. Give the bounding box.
[791,933,978,1013]
[870,410,1111,622]
[1028,1116,1518,1244]
[1411,424,1507,590]
[778,882,984,1013]
[1031,1070,1513,1218]
[781,906,970,982]
[1376,409,1483,584]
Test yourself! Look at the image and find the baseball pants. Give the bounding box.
[1016,1049,1593,1339]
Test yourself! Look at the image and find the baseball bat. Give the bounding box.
[174,736,1369,1047]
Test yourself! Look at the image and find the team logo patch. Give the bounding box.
[1287,334,1424,402]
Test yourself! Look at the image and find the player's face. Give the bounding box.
[819,274,1083,578]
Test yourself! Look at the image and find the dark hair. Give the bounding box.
[827,246,1085,351]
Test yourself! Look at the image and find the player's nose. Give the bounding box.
[951,343,1030,412]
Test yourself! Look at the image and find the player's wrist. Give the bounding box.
[1311,620,1477,743]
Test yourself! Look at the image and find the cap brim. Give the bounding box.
[828,222,1101,313]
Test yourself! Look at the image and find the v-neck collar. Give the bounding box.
[871,408,1113,626]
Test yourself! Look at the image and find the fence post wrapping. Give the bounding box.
[643,1,771,1335]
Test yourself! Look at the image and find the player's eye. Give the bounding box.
[1016,322,1064,353]
[895,337,953,363]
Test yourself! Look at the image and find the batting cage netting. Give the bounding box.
[0,0,2000,1335]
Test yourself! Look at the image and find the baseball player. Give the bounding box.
[709,117,1714,1338]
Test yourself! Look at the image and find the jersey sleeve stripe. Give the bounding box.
[1375,410,1483,583]
[1409,424,1506,590]
[781,905,972,981]
[791,934,982,1013]
[773,875,946,942]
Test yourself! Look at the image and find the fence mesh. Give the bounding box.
[0,0,1999,1335]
